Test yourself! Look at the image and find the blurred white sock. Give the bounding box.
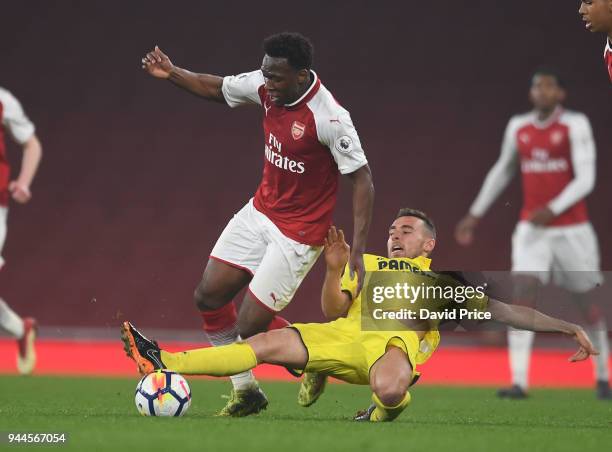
[586,321,610,382]
[207,328,256,390]
[0,298,24,338]
[508,328,535,389]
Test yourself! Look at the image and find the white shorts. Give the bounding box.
[210,199,322,312]
[511,221,603,293]
[0,207,7,270]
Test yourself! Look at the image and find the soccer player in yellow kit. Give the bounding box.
[121,208,597,422]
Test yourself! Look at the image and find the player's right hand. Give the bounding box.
[142,46,173,79]
[8,181,31,204]
[569,327,598,362]
[324,226,350,273]
[455,214,479,246]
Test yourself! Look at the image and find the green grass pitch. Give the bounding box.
[0,375,611,452]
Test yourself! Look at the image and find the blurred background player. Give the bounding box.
[579,0,612,83]
[0,87,43,374]
[141,32,374,416]
[455,68,610,399]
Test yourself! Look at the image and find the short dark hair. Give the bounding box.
[531,66,565,89]
[263,32,314,70]
[396,208,437,239]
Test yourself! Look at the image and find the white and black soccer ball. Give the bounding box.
[134,370,192,417]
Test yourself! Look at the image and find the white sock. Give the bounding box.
[586,321,610,382]
[207,327,256,391]
[0,298,24,338]
[508,328,535,389]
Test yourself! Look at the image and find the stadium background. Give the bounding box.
[1,0,610,339]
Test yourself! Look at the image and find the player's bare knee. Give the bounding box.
[245,332,274,362]
[374,384,407,407]
[371,373,410,407]
[193,279,227,311]
[247,330,284,362]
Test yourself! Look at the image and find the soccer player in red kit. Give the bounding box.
[0,87,43,374]
[455,69,610,400]
[579,0,612,83]
[141,32,375,416]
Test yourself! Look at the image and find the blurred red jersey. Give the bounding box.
[513,108,593,226]
[0,88,36,207]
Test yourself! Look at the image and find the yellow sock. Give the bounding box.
[370,391,411,422]
[160,342,258,376]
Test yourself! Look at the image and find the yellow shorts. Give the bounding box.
[290,322,421,385]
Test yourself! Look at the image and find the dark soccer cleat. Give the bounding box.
[596,380,612,400]
[17,317,37,375]
[121,321,164,375]
[497,384,528,399]
[353,404,376,421]
[217,383,269,417]
[298,372,327,407]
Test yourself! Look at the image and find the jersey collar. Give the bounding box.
[532,105,563,129]
[284,71,320,110]
[413,255,432,271]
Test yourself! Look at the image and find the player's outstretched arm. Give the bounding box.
[321,226,352,320]
[346,164,374,295]
[487,298,598,362]
[141,46,225,103]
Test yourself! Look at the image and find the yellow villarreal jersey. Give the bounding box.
[340,253,434,325]
[335,254,489,364]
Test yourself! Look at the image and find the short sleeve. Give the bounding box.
[0,88,35,144]
[221,70,265,108]
[340,263,358,300]
[316,110,368,175]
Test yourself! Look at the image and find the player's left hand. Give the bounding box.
[8,181,32,204]
[528,207,555,226]
[349,251,365,296]
[569,327,598,362]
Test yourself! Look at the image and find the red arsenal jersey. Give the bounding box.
[512,108,594,226]
[605,39,612,83]
[0,88,36,207]
[222,71,368,245]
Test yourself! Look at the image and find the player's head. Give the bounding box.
[387,208,436,259]
[261,32,314,106]
[579,0,612,33]
[529,67,566,113]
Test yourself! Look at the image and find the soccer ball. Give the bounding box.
[134,370,192,417]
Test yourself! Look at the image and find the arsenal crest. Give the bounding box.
[291,121,306,140]
[550,130,564,146]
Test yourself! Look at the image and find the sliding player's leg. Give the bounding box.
[121,322,307,376]
[355,346,413,422]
